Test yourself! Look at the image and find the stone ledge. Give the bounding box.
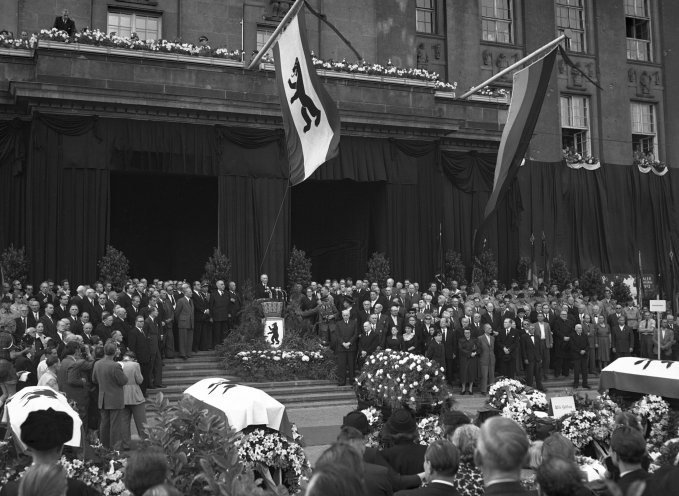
[0,47,34,58]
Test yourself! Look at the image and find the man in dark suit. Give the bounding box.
[254,273,272,299]
[612,315,634,358]
[36,282,55,310]
[111,307,130,343]
[209,279,230,347]
[192,281,210,352]
[570,324,590,389]
[94,313,114,343]
[358,320,382,368]
[92,342,128,449]
[39,303,57,340]
[54,293,71,320]
[440,318,458,386]
[481,302,502,332]
[14,304,29,341]
[81,289,98,323]
[520,323,544,391]
[143,307,164,389]
[126,296,143,326]
[610,427,650,495]
[226,281,242,329]
[552,310,573,378]
[393,439,460,496]
[608,304,625,329]
[387,304,404,334]
[159,291,176,358]
[476,417,530,496]
[469,313,484,338]
[53,9,76,36]
[497,318,520,378]
[27,299,42,328]
[333,309,357,386]
[92,294,110,324]
[117,284,135,312]
[334,428,394,496]
[174,285,195,359]
[128,315,152,394]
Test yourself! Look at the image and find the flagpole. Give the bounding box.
[247,0,306,70]
[459,34,566,99]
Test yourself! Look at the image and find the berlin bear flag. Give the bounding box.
[274,7,340,186]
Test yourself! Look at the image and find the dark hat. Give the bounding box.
[386,409,416,434]
[343,296,354,306]
[441,410,470,428]
[342,410,369,435]
[1,295,11,303]
[20,408,73,451]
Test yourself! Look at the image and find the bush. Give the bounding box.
[202,248,231,289]
[97,245,129,291]
[0,244,30,286]
[516,257,531,286]
[354,350,454,415]
[366,252,391,288]
[443,249,467,285]
[550,254,571,290]
[611,279,632,305]
[471,248,498,290]
[580,266,606,299]
[287,246,312,292]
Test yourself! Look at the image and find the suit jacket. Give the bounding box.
[521,333,544,363]
[192,291,209,322]
[143,317,162,354]
[111,316,130,342]
[14,316,28,337]
[39,314,57,339]
[653,328,675,356]
[334,319,358,352]
[612,325,634,352]
[570,331,589,359]
[81,298,97,321]
[481,310,502,331]
[36,291,55,309]
[27,310,42,328]
[92,357,128,409]
[477,333,496,368]
[57,355,92,406]
[381,443,427,476]
[127,326,151,363]
[364,462,394,496]
[117,292,133,311]
[255,284,271,299]
[53,16,76,36]
[497,326,520,356]
[618,469,650,496]
[395,481,461,496]
[608,312,625,329]
[54,304,71,321]
[535,321,553,348]
[441,327,458,360]
[209,289,230,321]
[66,315,80,333]
[93,323,113,343]
[126,305,142,326]
[359,329,383,356]
[92,304,109,324]
[484,481,530,496]
[387,314,404,333]
[174,296,194,329]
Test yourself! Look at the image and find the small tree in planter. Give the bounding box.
[611,279,633,305]
[444,249,467,285]
[471,248,498,291]
[580,266,606,299]
[516,257,531,286]
[97,245,129,291]
[287,246,312,292]
[0,244,30,286]
[366,252,391,288]
[551,254,571,290]
[202,248,231,289]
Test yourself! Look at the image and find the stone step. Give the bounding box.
[147,388,357,408]
[163,361,225,371]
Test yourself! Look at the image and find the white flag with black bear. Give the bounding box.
[274,6,340,185]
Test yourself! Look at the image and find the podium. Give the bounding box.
[259,298,285,348]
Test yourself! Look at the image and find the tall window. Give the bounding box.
[625,0,652,61]
[256,26,275,58]
[561,95,591,156]
[631,102,657,159]
[416,0,435,33]
[556,0,586,53]
[107,11,161,40]
[481,0,512,44]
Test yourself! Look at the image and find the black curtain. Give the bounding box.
[0,119,28,252]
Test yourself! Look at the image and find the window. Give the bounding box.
[107,11,161,40]
[256,26,275,59]
[625,0,651,61]
[631,102,657,159]
[555,0,586,53]
[561,95,591,156]
[416,0,435,34]
[481,0,512,44]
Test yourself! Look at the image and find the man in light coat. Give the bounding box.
[478,324,495,394]
[174,285,195,359]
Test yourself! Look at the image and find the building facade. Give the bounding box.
[0,0,678,292]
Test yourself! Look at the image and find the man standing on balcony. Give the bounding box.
[53,9,76,37]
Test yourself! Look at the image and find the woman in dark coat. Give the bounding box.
[379,409,427,476]
[458,328,478,395]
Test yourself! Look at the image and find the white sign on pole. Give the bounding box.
[551,396,577,418]
[650,300,667,313]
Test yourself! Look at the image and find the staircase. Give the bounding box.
[156,351,600,411]
[154,351,356,408]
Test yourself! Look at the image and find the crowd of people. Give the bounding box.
[288,275,676,392]
[0,276,242,449]
[306,406,677,496]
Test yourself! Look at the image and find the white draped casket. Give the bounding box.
[599,357,679,399]
[2,386,83,450]
[184,378,294,438]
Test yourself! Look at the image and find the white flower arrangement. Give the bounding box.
[559,410,599,449]
[488,378,526,409]
[417,415,442,446]
[236,428,311,493]
[502,401,535,426]
[633,394,671,449]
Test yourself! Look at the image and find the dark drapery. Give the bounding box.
[0,119,28,252]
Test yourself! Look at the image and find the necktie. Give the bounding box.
[531,335,535,344]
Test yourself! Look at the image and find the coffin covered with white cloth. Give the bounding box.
[184,378,293,438]
[599,357,679,398]
[2,386,82,450]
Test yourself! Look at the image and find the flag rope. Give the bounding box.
[259,183,291,274]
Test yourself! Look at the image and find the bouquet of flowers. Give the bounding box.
[502,401,535,427]
[236,428,311,493]
[487,378,526,410]
[477,86,509,98]
[417,415,442,446]
[558,410,600,449]
[562,147,598,165]
[0,32,37,49]
[354,350,454,414]
[60,455,129,496]
[576,455,607,482]
[633,395,672,450]
[361,406,384,448]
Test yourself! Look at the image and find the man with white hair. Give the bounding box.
[71,285,87,311]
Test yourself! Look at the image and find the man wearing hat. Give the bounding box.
[1,408,99,495]
[342,410,424,491]
[381,409,427,476]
